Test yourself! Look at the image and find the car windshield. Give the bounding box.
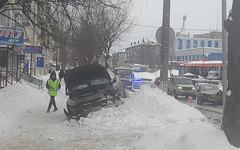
[201,85,219,91]
[116,69,132,78]
[176,78,192,84]
[121,80,131,87]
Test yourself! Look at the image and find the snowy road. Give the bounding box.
[175,97,223,126]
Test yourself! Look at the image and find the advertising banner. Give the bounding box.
[0,27,24,45]
[23,45,42,54]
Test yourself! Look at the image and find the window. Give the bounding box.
[215,41,219,48]
[194,40,198,48]
[208,40,212,47]
[178,39,183,50]
[201,40,205,47]
[186,40,191,49]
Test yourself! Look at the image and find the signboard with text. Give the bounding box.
[23,45,42,54]
[0,27,24,45]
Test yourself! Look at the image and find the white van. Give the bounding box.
[207,71,221,80]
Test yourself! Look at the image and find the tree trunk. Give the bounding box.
[222,0,240,147]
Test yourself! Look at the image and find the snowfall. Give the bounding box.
[0,72,239,150]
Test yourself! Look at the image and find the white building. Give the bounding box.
[174,31,223,61]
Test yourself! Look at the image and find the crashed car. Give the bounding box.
[64,64,126,120]
[196,83,223,105]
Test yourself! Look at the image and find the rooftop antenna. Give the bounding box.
[181,15,187,32]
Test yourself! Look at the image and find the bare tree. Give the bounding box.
[71,0,135,67]
[222,0,240,148]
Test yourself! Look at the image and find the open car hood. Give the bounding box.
[66,64,111,92]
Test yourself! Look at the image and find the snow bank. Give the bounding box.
[133,123,238,150]
[78,85,206,131]
[0,74,237,150]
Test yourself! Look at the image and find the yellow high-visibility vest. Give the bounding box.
[47,79,60,96]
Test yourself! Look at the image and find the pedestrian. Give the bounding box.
[59,69,65,81]
[46,71,61,113]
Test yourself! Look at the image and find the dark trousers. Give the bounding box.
[48,96,57,110]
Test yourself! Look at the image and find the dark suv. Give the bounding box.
[64,64,126,120]
[167,76,196,99]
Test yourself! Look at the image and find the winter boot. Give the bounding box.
[53,108,58,112]
[47,109,50,113]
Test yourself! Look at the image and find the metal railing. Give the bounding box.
[19,72,43,89]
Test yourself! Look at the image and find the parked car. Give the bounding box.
[196,83,223,105]
[207,70,221,80]
[183,73,204,79]
[114,67,133,90]
[208,80,223,91]
[64,64,126,120]
[192,78,209,87]
[166,76,196,99]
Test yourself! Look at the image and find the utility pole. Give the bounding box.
[222,0,227,110]
[160,0,171,82]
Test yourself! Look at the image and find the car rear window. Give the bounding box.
[201,85,218,91]
[73,78,109,91]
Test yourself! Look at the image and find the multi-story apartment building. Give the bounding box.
[125,40,161,69]
[112,51,130,68]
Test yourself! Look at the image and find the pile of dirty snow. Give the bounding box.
[0,76,237,150]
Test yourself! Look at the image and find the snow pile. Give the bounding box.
[133,123,238,150]
[0,74,238,150]
[78,85,206,131]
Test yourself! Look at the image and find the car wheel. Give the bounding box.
[197,97,203,105]
[216,100,223,106]
[174,91,178,99]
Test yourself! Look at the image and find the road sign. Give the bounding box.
[155,26,175,44]
[37,57,44,67]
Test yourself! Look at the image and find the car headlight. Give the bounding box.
[192,87,196,90]
[178,87,182,90]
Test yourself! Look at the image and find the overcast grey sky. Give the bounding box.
[113,0,233,52]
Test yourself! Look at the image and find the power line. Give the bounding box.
[134,24,222,32]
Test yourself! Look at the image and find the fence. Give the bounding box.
[19,72,43,89]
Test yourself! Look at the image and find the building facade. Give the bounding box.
[174,31,223,62]
[112,51,130,68]
[125,41,161,69]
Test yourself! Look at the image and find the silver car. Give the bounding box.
[167,76,196,99]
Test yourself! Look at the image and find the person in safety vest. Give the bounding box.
[46,71,61,113]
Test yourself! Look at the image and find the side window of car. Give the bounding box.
[107,69,116,82]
